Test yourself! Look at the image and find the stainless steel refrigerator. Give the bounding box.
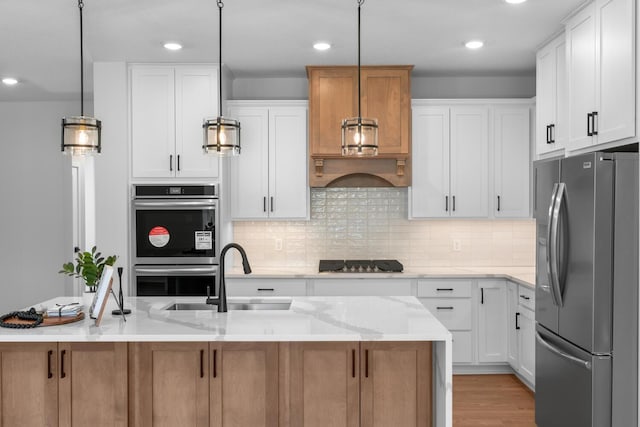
[534,152,638,427]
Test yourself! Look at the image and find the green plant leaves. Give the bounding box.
[58,247,118,288]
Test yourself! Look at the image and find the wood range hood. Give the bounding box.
[306,65,413,187]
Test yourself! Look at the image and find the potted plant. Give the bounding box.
[59,246,117,292]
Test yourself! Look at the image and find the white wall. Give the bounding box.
[230,74,536,100]
[0,101,76,313]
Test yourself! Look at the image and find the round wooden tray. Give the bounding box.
[3,312,85,327]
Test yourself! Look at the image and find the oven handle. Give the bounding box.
[133,200,218,209]
[134,266,219,276]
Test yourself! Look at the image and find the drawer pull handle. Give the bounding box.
[436,306,454,310]
[436,288,454,292]
[257,288,274,292]
[520,295,531,301]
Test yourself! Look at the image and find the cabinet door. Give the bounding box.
[58,342,128,427]
[289,342,360,427]
[595,0,635,144]
[307,67,357,156]
[210,343,278,427]
[518,308,536,386]
[131,66,175,178]
[493,106,530,218]
[535,41,557,154]
[450,107,489,217]
[130,342,209,427]
[506,282,520,369]
[174,67,219,178]
[567,3,597,150]
[269,107,308,219]
[360,342,432,427]
[477,281,508,363]
[0,343,58,427]
[361,67,411,155]
[312,279,412,296]
[228,107,269,219]
[410,106,450,218]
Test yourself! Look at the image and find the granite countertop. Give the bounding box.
[0,296,451,343]
[227,266,536,288]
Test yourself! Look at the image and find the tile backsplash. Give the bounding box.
[232,188,535,269]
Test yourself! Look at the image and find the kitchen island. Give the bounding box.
[0,295,452,427]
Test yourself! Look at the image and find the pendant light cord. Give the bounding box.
[357,0,364,124]
[78,0,85,116]
[218,0,224,118]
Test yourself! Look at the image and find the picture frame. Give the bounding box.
[89,265,114,326]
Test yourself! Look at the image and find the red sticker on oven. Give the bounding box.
[149,226,170,248]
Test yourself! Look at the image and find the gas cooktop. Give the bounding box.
[319,259,404,273]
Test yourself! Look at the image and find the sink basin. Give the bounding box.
[165,301,292,311]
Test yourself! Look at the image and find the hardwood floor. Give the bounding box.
[453,374,536,427]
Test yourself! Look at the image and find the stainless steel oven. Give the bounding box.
[133,265,218,296]
[132,184,219,265]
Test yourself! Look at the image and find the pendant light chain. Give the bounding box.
[78,0,85,116]
[357,0,363,125]
[217,0,223,118]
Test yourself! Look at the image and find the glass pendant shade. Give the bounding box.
[62,116,101,155]
[203,117,241,156]
[341,118,378,156]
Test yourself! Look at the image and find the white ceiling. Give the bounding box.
[1,0,585,102]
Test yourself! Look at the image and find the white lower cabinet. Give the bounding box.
[418,279,474,364]
[518,307,536,385]
[477,280,508,363]
[506,281,519,367]
[506,280,536,387]
[312,279,412,296]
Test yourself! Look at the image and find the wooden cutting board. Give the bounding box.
[3,312,85,327]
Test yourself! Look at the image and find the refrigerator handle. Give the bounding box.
[550,183,566,307]
[536,331,592,370]
[546,183,560,306]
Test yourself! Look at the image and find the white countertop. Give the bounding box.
[0,296,452,343]
[227,266,536,288]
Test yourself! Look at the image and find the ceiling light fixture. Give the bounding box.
[313,42,331,51]
[505,0,527,4]
[465,40,484,49]
[2,78,18,86]
[61,0,101,156]
[341,0,378,157]
[203,0,240,156]
[163,42,183,51]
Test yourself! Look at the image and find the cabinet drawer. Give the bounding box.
[226,279,307,296]
[417,280,472,298]
[517,285,535,311]
[419,298,472,330]
[313,279,412,296]
[452,331,474,364]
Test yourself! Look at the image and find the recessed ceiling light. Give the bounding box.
[465,40,484,49]
[163,42,182,51]
[505,0,527,3]
[2,77,18,86]
[313,42,331,51]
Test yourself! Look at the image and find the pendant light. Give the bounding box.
[61,0,101,155]
[341,0,378,157]
[203,0,241,156]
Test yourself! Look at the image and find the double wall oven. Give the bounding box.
[131,184,219,296]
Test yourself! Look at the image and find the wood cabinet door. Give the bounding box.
[130,342,209,427]
[360,342,432,427]
[130,66,176,178]
[58,342,127,427]
[210,342,279,427]
[289,342,359,427]
[361,67,411,155]
[0,342,58,427]
[307,67,357,156]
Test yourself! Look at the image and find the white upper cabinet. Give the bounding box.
[536,34,567,156]
[566,0,635,150]
[411,104,488,218]
[130,65,219,179]
[228,101,308,220]
[493,106,530,218]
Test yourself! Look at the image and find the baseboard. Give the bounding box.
[452,363,536,392]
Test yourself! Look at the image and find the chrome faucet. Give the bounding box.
[206,243,252,312]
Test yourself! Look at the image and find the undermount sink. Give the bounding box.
[165,301,292,311]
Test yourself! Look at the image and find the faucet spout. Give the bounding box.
[208,243,252,313]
